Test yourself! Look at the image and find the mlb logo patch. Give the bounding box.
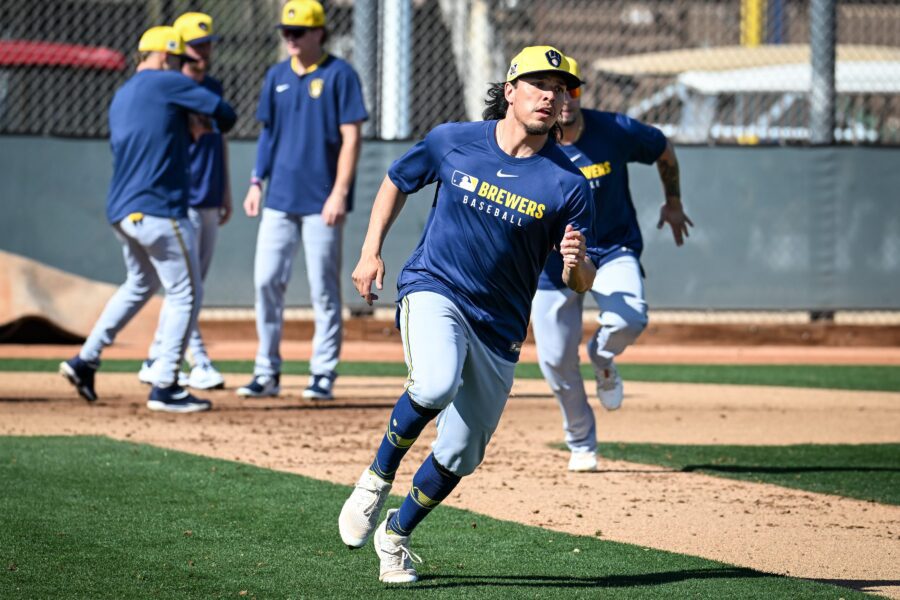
[451,170,478,192]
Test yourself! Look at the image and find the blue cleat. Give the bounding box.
[59,356,98,402]
[147,384,211,413]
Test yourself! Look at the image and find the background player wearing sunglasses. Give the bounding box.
[239,0,367,400]
[531,56,693,472]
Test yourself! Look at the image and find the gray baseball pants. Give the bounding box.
[147,206,219,367]
[252,207,342,377]
[80,214,201,387]
[531,254,648,453]
[400,291,517,476]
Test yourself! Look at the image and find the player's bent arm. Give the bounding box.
[559,226,596,293]
[562,255,596,293]
[655,140,694,246]
[211,99,237,134]
[352,176,408,304]
[656,140,681,207]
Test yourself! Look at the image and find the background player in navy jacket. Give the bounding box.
[137,12,232,391]
[531,57,693,472]
[338,46,596,583]
[238,0,367,400]
[59,26,236,413]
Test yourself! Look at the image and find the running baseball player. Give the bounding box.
[531,56,692,472]
[59,26,237,413]
[137,12,232,391]
[338,46,596,583]
[238,0,367,400]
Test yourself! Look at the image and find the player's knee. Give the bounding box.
[408,374,460,410]
[602,311,647,346]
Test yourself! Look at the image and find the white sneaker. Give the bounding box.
[138,359,188,387]
[568,450,598,472]
[236,374,280,398]
[188,363,225,390]
[595,362,624,410]
[302,372,335,400]
[374,509,421,583]
[339,469,392,548]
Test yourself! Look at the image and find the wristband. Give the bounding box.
[250,176,262,188]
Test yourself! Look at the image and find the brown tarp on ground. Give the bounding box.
[0,250,161,343]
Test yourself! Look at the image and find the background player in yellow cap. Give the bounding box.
[531,55,693,472]
[60,26,236,413]
[136,12,232,391]
[238,0,368,400]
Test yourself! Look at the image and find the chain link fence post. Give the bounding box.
[810,0,836,145]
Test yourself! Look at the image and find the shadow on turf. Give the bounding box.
[683,464,900,474]
[413,566,771,589]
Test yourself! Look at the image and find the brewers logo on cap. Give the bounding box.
[545,49,562,67]
[280,0,326,29]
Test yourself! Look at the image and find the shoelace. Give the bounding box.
[355,480,385,517]
[599,368,618,391]
[384,537,422,569]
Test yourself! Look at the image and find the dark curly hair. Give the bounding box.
[482,81,562,141]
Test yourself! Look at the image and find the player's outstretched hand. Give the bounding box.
[559,224,586,267]
[657,203,694,246]
[244,185,262,217]
[352,253,385,306]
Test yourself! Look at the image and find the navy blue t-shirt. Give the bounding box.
[538,109,666,290]
[254,55,368,215]
[187,76,227,209]
[106,69,224,224]
[389,120,596,362]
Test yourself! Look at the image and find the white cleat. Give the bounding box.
[375,509,421,584]
[188,363,225,390]
[595,362,624,410]
[339,469,392,548]
[568,450,598,472]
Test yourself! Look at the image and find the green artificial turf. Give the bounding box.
[2,358,899,391]
[0,436,873,599]
[590,442,900,505]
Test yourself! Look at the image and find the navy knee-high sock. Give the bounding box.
[370,391,440,482]
[387,453,461,536]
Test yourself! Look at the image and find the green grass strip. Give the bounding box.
[3,358,898,391]
[586,442,900,505]
[0,436,872,599]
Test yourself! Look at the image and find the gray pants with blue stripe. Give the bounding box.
[400,291,517,476]
[531,254,648,453]
[252,207,343,377]
[80,214,201,387]
[147,207,219,366]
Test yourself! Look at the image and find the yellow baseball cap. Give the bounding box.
[506,46,581,89]
[173,12,221,45]
[565,56,585,84]
[138,26,192,58]
[279,0,326,30]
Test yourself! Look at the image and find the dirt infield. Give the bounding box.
[1,371,898,598]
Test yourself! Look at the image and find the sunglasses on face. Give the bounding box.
[568,87,582,99]
[282,28,308,40]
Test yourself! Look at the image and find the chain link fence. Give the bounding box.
[1,0,899,144]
